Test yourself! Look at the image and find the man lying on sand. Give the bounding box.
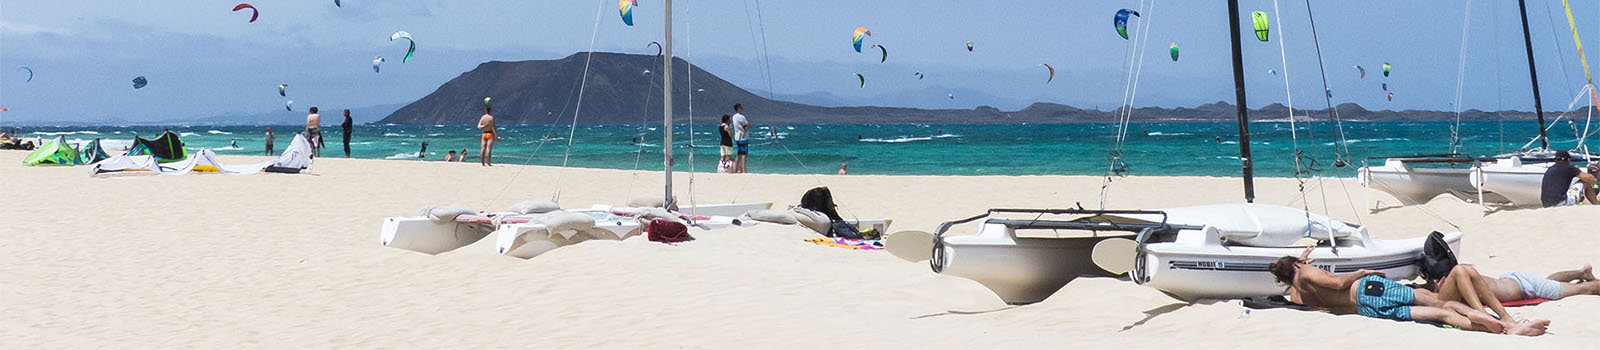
[1268,255,1549,336]
[1432,264,1599,303]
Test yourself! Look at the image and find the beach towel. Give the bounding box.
[1500,298,1552,307]
[804,237,884,251]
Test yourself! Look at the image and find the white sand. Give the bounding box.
[2,151,1595,348]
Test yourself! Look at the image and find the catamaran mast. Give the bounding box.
[663,0,676,208]
[1517,0,1550,149]
[1228,0,1255,203]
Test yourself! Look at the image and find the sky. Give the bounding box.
[2,0,1600,123]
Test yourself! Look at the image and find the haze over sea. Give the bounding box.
[17,120,1577,177]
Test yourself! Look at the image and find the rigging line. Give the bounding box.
[1496,1,1507,155]
[1451,0,1476,154]
[552,0,609,203]
[1543,0,1579,97]
[686,0,699,213]
[1099,0,1149,209]
[482,4,602,209]
[1299,0,1347,222]
[747,0,826,188]
[1270,0,1318,235]
[1119,0,1158,150]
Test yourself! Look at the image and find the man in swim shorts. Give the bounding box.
[1268,255,1548,336]
[305,107,322,157]
[477,106,496,166]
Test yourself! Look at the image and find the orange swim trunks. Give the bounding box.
[482,131,495,141]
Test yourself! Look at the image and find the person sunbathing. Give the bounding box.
[1268,254,1548,336]
[1431,264,1598,305]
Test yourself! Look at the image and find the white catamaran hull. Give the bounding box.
[1471,157,1553,208]
[936,221,1134,305]
[379,217,495,255]
[1137,231,1462,300]
[1359,159,1481,205]
[381,202,771,256]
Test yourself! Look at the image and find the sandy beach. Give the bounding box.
[2,150,1596,349]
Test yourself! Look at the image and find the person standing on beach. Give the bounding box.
[419,140,428,158]
[719,114,734,172]
[341,109,354,158]
[459,148,468,162]
[732,104,750,173]
[478,106,497,166]
[305,107,322,157]
[264,127,275,156]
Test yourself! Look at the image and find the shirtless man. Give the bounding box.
[1434,264,1599,306]
[1268,253,1548,336]
[477,106,496,166]
[305,107,322,157]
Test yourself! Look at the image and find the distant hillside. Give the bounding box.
[379,52,1573,125]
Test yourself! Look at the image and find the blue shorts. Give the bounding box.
[1355,275,1413,321]
[735,140,749,155]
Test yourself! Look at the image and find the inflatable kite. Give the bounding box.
[1115,9,1140,40]
[233,4,259,23]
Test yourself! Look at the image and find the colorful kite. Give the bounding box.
[391,31,416,63]
[132,76,148,89]
[852,27,871,53]
[966,41,974,52]
[278,84,288,96]
[1169,42,1179,61]
[1251,11,1269,42]
[1354,65,1365,79]
[18,66,31,82]
[372,56,385,73]
[649,41,662,57]
[1114,9,1140,40]
[1040,64,1054,83]
[233,4,259,23]
[871,44,887,63]
[619,0,636,26]
[856,73,865,88]
[1382,62,1391,77]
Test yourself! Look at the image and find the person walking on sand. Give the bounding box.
[1268,252,1549,336]
[478,106,497,166]
[732,104,751,173]
[305,107,322,157]
[341,109,354,158]
[264,126,275,155]
[719,114,734,173]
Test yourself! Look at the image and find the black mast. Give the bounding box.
[1517,0,1549,149]
[1228,0,1255,202]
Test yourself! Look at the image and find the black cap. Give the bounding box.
[1556,150,1572,161]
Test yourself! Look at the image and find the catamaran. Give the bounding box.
[1361,0,1598,209]
[378,0,771,258]
[906,0,1462,303]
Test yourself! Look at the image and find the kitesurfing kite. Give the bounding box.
[132,76,148,89]
[233,4,259,23]
[1382,83,1388,91]
[484,97,492,105]
[1251,11,1269,42]
[278,84,288,96]
[1354,65,1366,79]
[1268,69,1277,75]
[18,66,32,82]
[966,41,974,52]
[1387,92,1394,101]
[335,0,341,7]
[619,0,636,26]
[948,93,955,100]
[914,72,924,79]
[649,41,662,57]
[856,73,865,88]
[1114,9,1140,40]
[852,27,871,53]
[871,44,887,63]
[286,100,294,111]
[1039,64,1055,83]
[372,56,385,73]
[1169,42,1179,61]
[391,31,416,63]
[1382,62,1391,77]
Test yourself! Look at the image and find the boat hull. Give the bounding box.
[1138,232,1462,300]
[379,217,494,255]
[1360,159,1480,205]
[1472,158,1551,208]
[937,223,1133,304]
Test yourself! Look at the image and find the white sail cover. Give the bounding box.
[89,134,313,176]
[1159,204,1360,247]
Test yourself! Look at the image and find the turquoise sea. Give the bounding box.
[13,121,1583,177]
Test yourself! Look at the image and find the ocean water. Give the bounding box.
[12,120,1580,177]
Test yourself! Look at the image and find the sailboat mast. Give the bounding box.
[1517,0,1549,149]
[1227,0,1256,203]
[663,0,676,208]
